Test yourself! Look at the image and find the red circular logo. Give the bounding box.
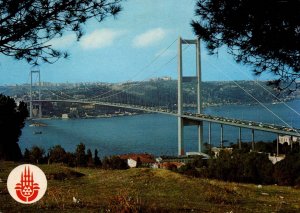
[7,164,47,204]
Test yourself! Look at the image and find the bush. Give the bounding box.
[274,154,300,186]
[179,150,275,184]
[48,145,66,164]
[75,143,87,167]
[65,152,76,167]
[0,95,28,161]
[94,149,102,167]
[102,156,128,170]
[26,146,45,164]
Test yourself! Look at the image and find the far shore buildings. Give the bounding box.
[61,113,69,119]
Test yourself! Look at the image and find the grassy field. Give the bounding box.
[1,161,300,212]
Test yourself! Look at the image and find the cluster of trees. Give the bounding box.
[23,143,128,170]
[0,94,28,161]
[179,149,300,186]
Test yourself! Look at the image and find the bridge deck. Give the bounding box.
[29,99,300,137]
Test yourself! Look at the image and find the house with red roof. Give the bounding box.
[119,153,156,168]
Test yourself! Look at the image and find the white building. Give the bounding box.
[279,135,299,146]
[268,154,285,164]
[62,114,69,119]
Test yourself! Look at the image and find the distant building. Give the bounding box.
[149,76,172,81]
[82,104,95,110]
[119,153,156,168]
[279,135,299,146]
[62,114,69,119]
[211,147,233,157]
[161,76,172,81]
[268,154,285,164]
[70,107,77,112]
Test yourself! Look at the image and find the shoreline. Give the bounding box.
[30,99,300,120]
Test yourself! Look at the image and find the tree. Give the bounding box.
[0,94,28,161]
[65,152,76,167]
[102,156,128,170]
[23,148,31,162]
[75,142,86,167]
[86,148,94,167]
[274,154,300,186]
[94,149,102,167]
[0,0,122,65]
[136,157,142,168]
[48,145,66,163]
[192,0,300,91]
[29,146,45,164]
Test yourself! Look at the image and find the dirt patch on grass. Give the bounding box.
[47,168,84,180]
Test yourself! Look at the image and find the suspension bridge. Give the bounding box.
[25,37,300,156]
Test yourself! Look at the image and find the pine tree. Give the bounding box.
[94,149,102,167]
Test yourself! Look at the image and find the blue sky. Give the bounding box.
[0,0,275,85]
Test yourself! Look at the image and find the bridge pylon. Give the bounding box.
[30,70,42,119]
[178,37,203,156]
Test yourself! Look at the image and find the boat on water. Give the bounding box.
[33,131,42,135]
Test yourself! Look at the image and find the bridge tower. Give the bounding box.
[178,37,203,156]
[30,70,42,118]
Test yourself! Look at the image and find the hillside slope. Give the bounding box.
[1,161,300,212]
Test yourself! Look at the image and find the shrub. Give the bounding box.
[102,156,128,170]
[75,143,87,167]
[26,146,45,164]
[274,154,300,186]
[94,149,102,167]
[48,145,66,164]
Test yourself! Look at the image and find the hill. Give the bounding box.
[1,161,300,212]
[1,80,299,118]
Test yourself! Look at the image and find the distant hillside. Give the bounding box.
[1,80,298,106]
[0,80,298,117]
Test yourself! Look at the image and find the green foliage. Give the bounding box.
[192,0,300,89]
[23,148,31,162]
[241,152,274,184]
[0,0,122,65]
[86,149,94,167]
[64,152,76,167]
[274,154,300,186]
[0,94,28,161]
[94,149,102,167]
[23,146,45,164]
[75,142,87,167]
[136,157,142,168]
[48,145,66,163]
[179,151,274,184]
[102,156,128,170]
